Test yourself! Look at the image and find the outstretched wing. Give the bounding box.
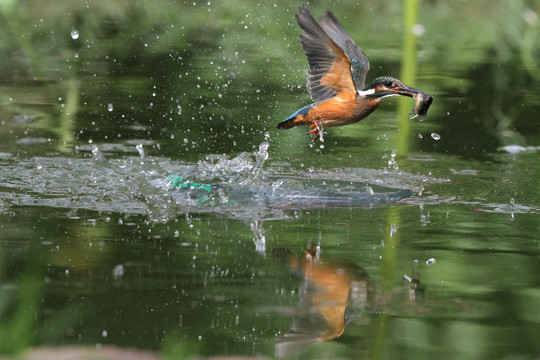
[318,10,370,90]
[296,6,357,101]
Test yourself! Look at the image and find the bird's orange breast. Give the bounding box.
[299,95,380,127]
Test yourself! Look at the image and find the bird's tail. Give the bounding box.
[276,105,312,130]
[276,117,297,130]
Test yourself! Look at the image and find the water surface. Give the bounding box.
[0,1,539,359]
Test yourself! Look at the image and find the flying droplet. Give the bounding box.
[431,132,441,140]
[71,29,79,40]
[136,144,144,159]
[107,103,113,112]
[412,24,425,36]
[523,9,538,25]
[113,264,124,279]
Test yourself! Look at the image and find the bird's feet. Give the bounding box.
[307,122,324,143]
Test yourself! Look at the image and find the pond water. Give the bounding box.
[0,1,539,359]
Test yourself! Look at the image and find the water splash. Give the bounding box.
[318,124,325,143]
[91,146,106,162]
[0,138,417,224]
[250,220,266,255]
[190,140,270,185]
[159,139,413,221]
[385,149,399,172]
[136,144,145,159]
[243,141,269,185]
[500,145,540,154]
[408,109,426,122]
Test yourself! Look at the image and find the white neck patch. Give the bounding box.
[357,88,375,97]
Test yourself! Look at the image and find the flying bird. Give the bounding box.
[276,6,433,143]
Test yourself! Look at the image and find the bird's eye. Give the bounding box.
[384,81,393,87]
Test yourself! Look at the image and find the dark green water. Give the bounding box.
[1,1,539,359]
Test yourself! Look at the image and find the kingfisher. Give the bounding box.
[273,242,373,357]
[276,6,432,143]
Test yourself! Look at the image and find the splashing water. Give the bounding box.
[408,109,426,122]
[250,220,266,255]
[92,145,106,162]
[318,124,325,143]
[160,140,414,220]
[188,141,270,185]
[385,149,399,172]
[136,144,145,159]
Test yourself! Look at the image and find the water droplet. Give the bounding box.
[523,9,538,25]
[71,29,79,40]
[113,265,124,279]
[390,223,398,237]
[386,149,399,171]
[426,258,436,265]
[91,146,105,162]
[408,109,418,120]
[136,144,144,159]
[431,132,441,140]
[107,103,113,112]
[412,24,425,36]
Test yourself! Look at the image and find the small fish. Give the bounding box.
[408,91,433,121]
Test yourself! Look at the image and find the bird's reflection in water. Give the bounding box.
[274,242,425,358]
[273,242,374,358]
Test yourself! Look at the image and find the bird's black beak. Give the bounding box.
[390,84,423,98]
[389,84,433,118]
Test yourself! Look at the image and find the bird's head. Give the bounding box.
[358,76,421,100]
